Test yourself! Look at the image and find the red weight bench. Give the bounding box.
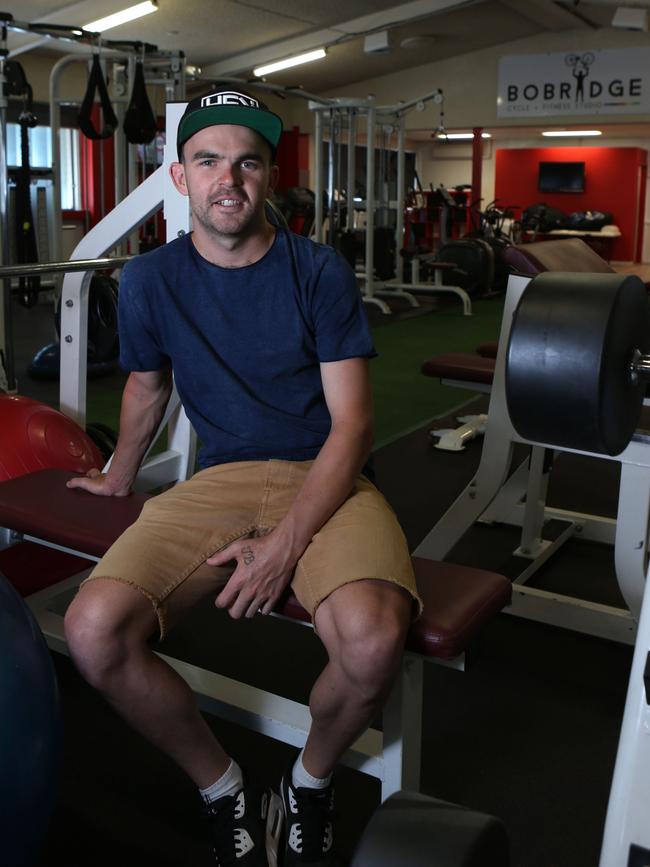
[0,468,511,800]
[421,353,495,392]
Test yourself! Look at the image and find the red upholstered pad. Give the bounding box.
[408,558,511,659]
[421,353,495,385]
[274,559,511,660]
[0,468,150,558]
[0,541,93,597]
[476,341,498,358]
[0,471,511,660]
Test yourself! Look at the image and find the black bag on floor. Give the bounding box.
[435,238,494,296]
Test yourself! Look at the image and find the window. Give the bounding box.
[7,123,82,210]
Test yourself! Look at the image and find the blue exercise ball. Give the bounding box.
[0,572,63,866]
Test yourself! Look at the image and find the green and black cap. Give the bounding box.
[176,87,283,160]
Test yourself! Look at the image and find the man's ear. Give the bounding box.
[268,164,280,194]
[169,161,188,197]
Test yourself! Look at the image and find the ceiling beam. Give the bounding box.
[203,0,478,77]
[499,0,591,29]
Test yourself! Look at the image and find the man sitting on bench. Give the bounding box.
[64,87,421,867]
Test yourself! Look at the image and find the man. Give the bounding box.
[64,87,421,867]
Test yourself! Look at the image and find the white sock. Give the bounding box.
[199,759,244,804]
[291,749,332,790]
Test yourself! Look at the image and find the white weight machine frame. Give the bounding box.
[310,93,471,316]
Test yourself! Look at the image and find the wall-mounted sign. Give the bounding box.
[497,48,650,117]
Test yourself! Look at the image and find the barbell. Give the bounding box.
[505,271,650,456]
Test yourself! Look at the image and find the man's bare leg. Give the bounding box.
[64,578,229,788]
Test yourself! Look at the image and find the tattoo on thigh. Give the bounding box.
[242,546,255,566]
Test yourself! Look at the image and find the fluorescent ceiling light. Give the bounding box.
[437,132,491,140]
[84,1,158,33]
[542,130,602,137]
[254,48,326,77]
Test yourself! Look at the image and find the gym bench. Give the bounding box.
[0,467,511,801]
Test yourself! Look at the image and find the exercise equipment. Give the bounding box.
[0,394,103,481]
[0,571,62,867]
[7,60,41,308]
[77,53,118,141]
[123,58,158,145]
[29,273,120,379]
[416,238,650,644]
[506,271,649,456]
[351,791,509,867]
[310,90,451,314]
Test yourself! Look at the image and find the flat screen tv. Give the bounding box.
[538,161,585,193]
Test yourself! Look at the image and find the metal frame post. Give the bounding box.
[364,105,375,300]
[0,35,13,391]
[346,109,356,234]
[395,114,406,283]
[313,109,323,243]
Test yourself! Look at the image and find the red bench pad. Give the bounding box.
[0,469,511,659]
[0,468,151,558]
[409,558,510,658]
[421,353,495,385]
[475,341,498,358]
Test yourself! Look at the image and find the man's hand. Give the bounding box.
[207,532,299,619]
[66,468,131,497]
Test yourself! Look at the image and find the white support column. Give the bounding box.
[615,454,650,620]
[381,654,423,799]
[414,275,529,560]
[600,560,650,864]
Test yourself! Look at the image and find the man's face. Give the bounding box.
[171,124,278,239]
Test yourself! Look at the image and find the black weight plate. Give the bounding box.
[506,271,649,455]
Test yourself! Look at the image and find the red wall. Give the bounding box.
[494,146,647,261]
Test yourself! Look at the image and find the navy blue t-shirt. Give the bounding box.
[118,229,377,469]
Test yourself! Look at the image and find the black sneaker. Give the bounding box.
[205,782,283,866]
[280,772,338,865]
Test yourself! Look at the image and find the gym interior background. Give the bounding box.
[2,0,650,865]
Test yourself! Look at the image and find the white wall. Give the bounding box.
[324,27,650,130]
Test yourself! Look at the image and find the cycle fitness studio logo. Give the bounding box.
[497,47,650,117]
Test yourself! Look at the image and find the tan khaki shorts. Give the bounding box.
[84,460,421,638]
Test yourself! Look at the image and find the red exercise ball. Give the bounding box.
[0,395,103,481]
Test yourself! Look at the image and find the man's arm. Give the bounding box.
[67,366,173,496]
[208,357,374,618]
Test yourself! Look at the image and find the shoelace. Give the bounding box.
[292,789,334,861]
[208,797,248,867]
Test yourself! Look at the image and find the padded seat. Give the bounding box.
[0,468,511,661]
[476,341,498,358]
[421,353,495,385]
[502,237,614,276]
